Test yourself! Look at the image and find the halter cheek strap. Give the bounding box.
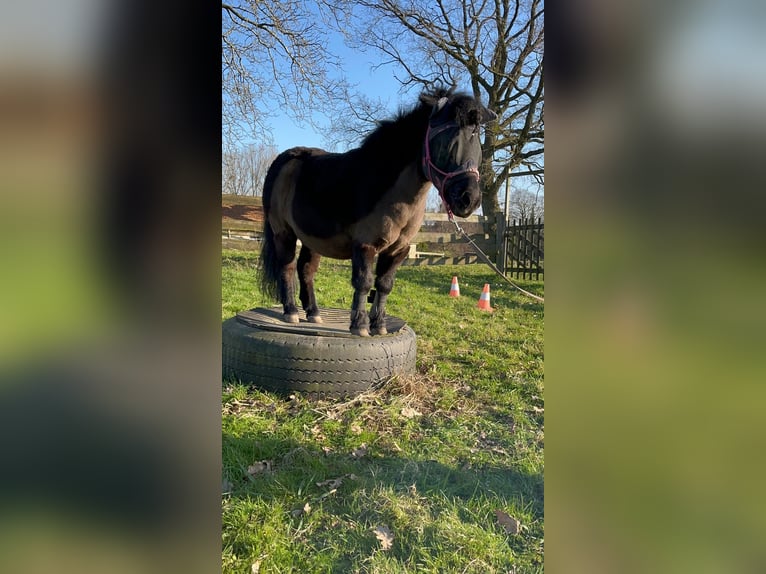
[422,122,480,215]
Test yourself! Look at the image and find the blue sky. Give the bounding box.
[247,27,542,211]
[268,36,413,152]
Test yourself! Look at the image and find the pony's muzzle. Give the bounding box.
[446,173,482,217]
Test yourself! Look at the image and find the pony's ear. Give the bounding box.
[467,106,497,126]
[418,93,435,106]
[479,106,497,124]
[420,93,450,116]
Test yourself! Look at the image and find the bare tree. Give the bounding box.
[222,143,278,196]
[331,0,544,239]
[222,1,345,146]
[323,87,391,151]
[506,187,544,221]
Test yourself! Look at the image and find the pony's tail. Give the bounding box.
[258,150,295,301]
[258,219,280,301]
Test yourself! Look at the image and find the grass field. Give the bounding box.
[222,250,544,573]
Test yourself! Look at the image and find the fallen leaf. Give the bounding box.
[316,488,338,502]
[321,446,333,455]
[401,406,422,418]
[290,502,311,519]
[310,425,326,440]
[351,444,368,458]
[315,476,342,502]
[350,422,363,435]
[247,460,273,476]
[494,510,521,534]
[316,477,344,489]
[531,406,544,414]
[251,561,261,573]
[373,525,394,551]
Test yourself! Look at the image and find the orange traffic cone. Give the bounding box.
[449,276,460,297]
[477,283,494,312]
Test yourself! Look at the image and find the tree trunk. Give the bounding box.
[481,133,502,253]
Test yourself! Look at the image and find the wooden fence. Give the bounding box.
[222,195,543,279]
[497,217,544,279]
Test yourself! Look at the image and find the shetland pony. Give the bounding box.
[259,89,495,336]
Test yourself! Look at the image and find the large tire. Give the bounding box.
[222,308,417,398]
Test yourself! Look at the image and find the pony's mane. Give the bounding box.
[359,101,430,152]
[358,89,481,152]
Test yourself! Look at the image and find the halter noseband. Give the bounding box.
[422,121,481,214]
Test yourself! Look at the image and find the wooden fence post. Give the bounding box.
[495,212,506,273]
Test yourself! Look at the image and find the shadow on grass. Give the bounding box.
[223,429,543,572]
[395,266,544,311]
[223,250,544,308]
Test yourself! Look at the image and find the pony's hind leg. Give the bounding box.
[369,248,409,335]
[274,230,300,323]
[349,243,376,337]
[297,245,322,323]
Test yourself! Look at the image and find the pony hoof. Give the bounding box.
[350,328,370,337]
[371,326,388,336]
[307,315,323,324]
[284,313,300,324]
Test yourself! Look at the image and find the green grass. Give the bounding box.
[222,249,544,573]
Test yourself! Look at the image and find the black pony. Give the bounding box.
[259,89,495,336]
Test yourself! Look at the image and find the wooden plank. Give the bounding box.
[401,254,482,266]
[413,231,491,245]
[223,237,261,251]
[416,251,446,258]
[413,231,461,243]
[421,212,487,223]
[237,306,407,338]
[222,221,264,233]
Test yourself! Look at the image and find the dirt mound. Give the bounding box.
[222,203,264,223]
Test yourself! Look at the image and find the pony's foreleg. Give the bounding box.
[274,231,299,323]
[297,245,322,323]
[350,243,376,337]
[369,249,409,336]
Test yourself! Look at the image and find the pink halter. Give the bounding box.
[422,121,481,214]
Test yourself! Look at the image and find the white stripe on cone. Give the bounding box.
[477,283,493,311]
[450,276,460,297]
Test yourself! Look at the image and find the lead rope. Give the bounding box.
[447,212,545,303]
[423,119,543,303]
